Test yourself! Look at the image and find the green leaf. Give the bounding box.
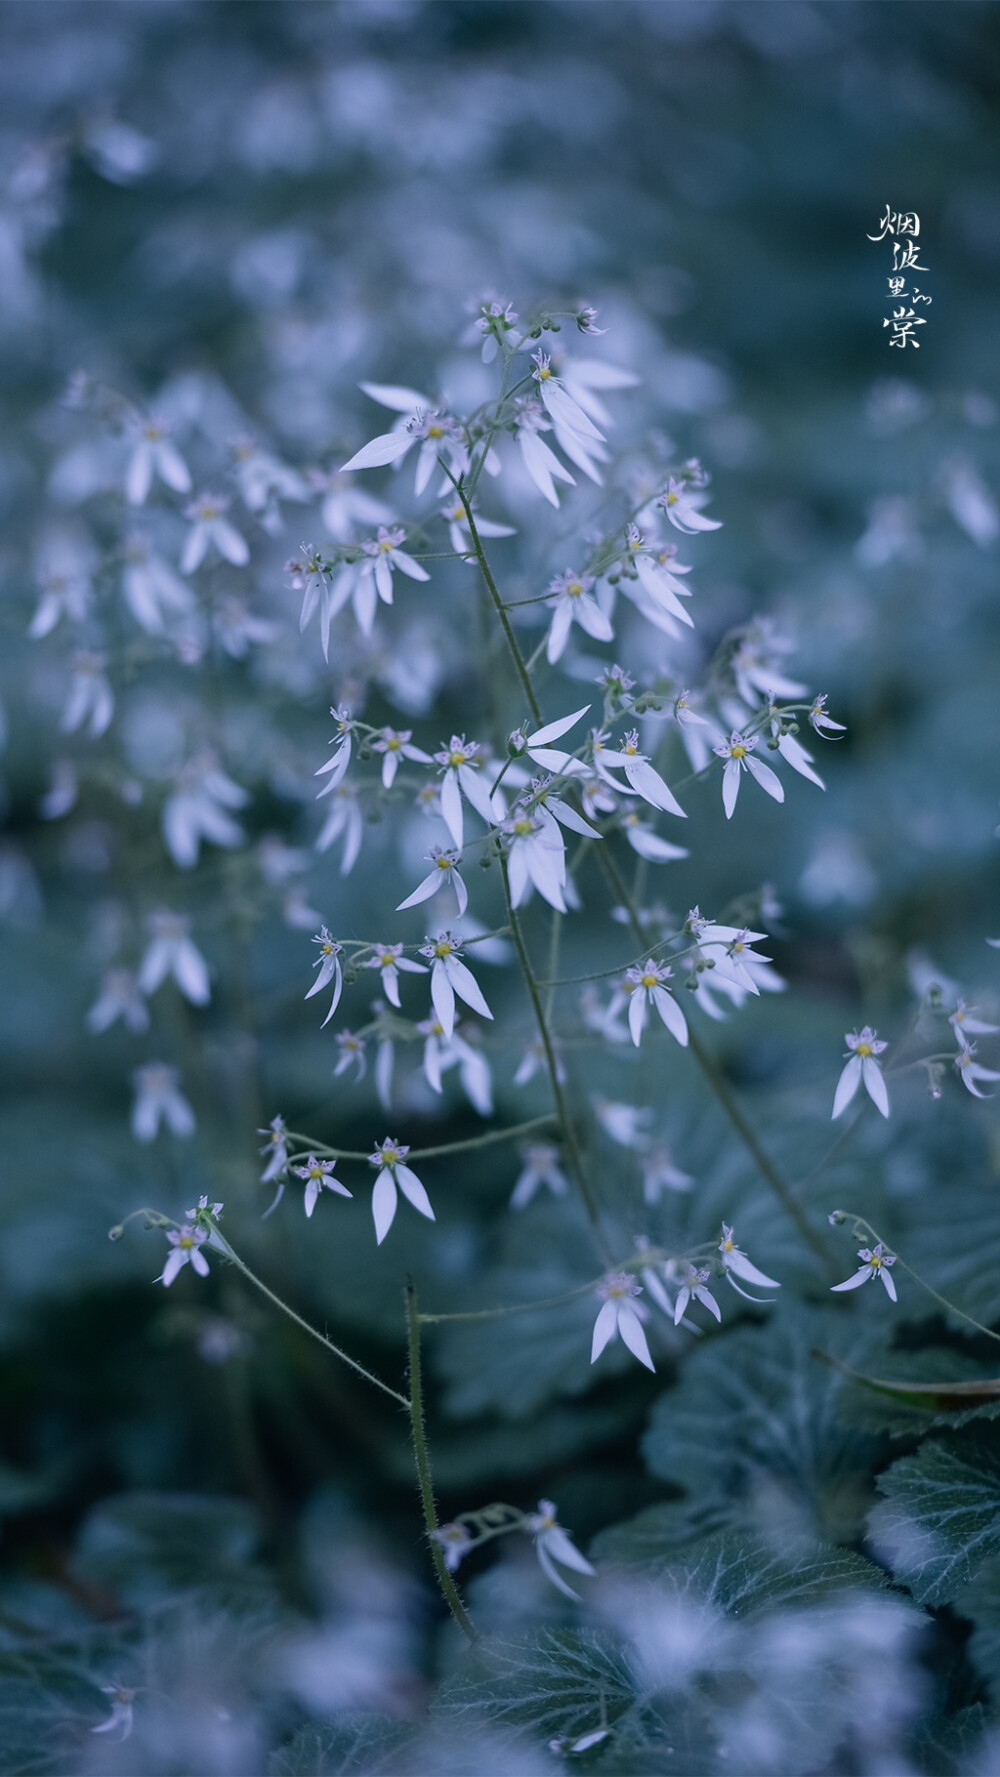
[268,1714,414,1775]
[591,1521,889,1616]
[433,1627,636,1748]
[71,1491,270,1610]
[869,1425,1000,1605]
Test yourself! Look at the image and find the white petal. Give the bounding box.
[372,1170,398,1244]
[778,732,825,789]
[862,1056,890,1118]
[359,381,429,412]
[528,705,591,747]
[725,1251,780,1288]
[832,1055,863,1119]
[396,870,441,911]
[881,1268,898,1302]
[341,432,414,472]
[546,602,573,663]
[542,1526,596,1576]
[590,1298,618,1362]
[440,771,464,848]
[831,1267,872,1293]
[628,991,646,1047]
[431,961,456,1039]
[394,1163,435,1220]
[547,796,601,838]
[625,758,686,818]
[174,939,210,1005]
[390,549,430,582]
[617,1302,656,1371]
[458,762,498,826]
[652,986,688,1047]
[540,380,605,442]
[745,755,785,803]
[445,955,493,1021]
[722,758,741,820]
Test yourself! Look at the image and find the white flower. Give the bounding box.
[363,941,428,1008]
[61,651,113,738]
[831,1243,897,1302]
[291,1154,353,1217]
[574,306,607,337]
[531,351,607,448]
[510,1143,569,1209]
[432,1521,473,1572]
[591,1272,655,1372]
[765,699,826,789]
[314,706,355,795]
[368,1138,435,1245]
[158,1201,222,1287]
[432,735,500,848]
[305,927,344,1026]
[181,493,249,573]
[558,353,639,426]
[315,783,363,874]
[513,703,592,773]
[525,1499,596,1600]
[658,476,722,534]
[397,846,468,916]
[91,1683,136,1740]
[625,525,695,629]
[123,535,196,633]
[213,596,276,659]
[717,1224,781,1300]
[622,960,689,1048]
[714,732,784,820]
[131,1064,195,1142]
[832,1027,889,1120]
[595,729,686,818]
[949,1000,999,1039]
[419,931,493,1040]
[341,388,467,493]
[513,1035,566,1088]
[954,1038,1000,1099]
[334,1030,366,1080]
[544,569,614,664]
[472,296,520,361]
[361,525,430,612]
[595,1099,652,1148]
[504,808,567,912]
[258,1115,289,1183]
[619,811,688,863]
[640,1147,693,1203]
[125,417,191,505]
[809,694,847,738]
[673,1264,721,1327]
[418,1016,493,1115]
[731,624,805,705]
[163,759,248,869]
[514,402,576,507]
[86,969,149,1034]
[138,911,210,1005]
[317,474,392,542]
[372,726,432,789]
[550,1728,611,1756]
[440,495,515,558]
[231,439,308,530]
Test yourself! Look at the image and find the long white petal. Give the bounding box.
[457,763,497,825]
[881,1268,898,1302]
[372,1170,398,1245]
[862,1056,890,1118]
[394,1163,435,1220]
[590,1298,618,1362]
[440,771,464,848]
[341,432,413,472]
[722,758,741,820]
[745,755,785,803]
[431,961,456,1039]
[445,955,493,1021]
[540,380,605,442]
[832,1055,863,1119]
[778,732,825,789]
[542,1526,596,1576]
[528,705,591,748]
[359,381,429,411]
[547,796,601,838]
[725,1251,780,1288]
[652,986,688,1047]
[546,601,573,663]
[396,870,441,911]
[616,1302,655,1372]
[625,758,686,818]
[830,1267,871,1293]
[628,991,646,1047]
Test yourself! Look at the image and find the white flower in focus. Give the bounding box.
[714,732,784,820]
[368,1138,435,1245]
[181,493,249,573]
[361,526,430,613]
[717,1225,781,1300]
[314,706,355,796]
[419,931,493,1040]
[432,736,499,849]
[673,1264,721,1326]
[341,387,467,494]
[305,927,344,1026]
[525,1499,596,1600]
[472,296,519,361]
[832,1027,889,1120]
[640,1147,693,1203]
[595,730,686,818]
[954,1038,1000,1098]
[397,847,468,916]
[513,402,576,507]
[258,1114,289,1183]
[158,1203,220,1287]
[622,960,688,1048]
[510,1143,569,1209]
[138,911,210,1005]
[544,569,614,664]
[440,495,515,559]
[86,969,149,1034]
[125,417,191,505]
[831,1243,897,1302]
[531,351,607,448]
[61,651,113,738]
[949,1000,999,1039]
[132,1064,195,1142]
[658,476,722,534]
[809,695,847,738]
[512,703,592,774]
[432,1521,473,1571]
[625,525,695,629]
[163,759,248,869]
[591,1272,655,1371]
[334,1031,366,1081]
[504,808,567,912]
[291,1154,353,1218]
[372,726,432,789]
[364,941,428,1008]
[123,536,196,633]
[91,1684,136,1740]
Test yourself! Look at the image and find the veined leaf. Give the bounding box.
[869,1425,1000,1605]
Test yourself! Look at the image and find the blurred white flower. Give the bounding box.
[640,1146,693,1202]
[181,493,249,572]
[138,910,210,1005]
[658,475,722,534]
[132,1063,195,1142]
[510,1143,568,1209]
[123,535,196,633]
[525,1499,597,1600]
[87,968,149,1034]
[125,417,191,505]
[163,759,248,868]
[91,1682,136,1740]
[60,651,113,738]
[258,1114,289,1184]
[954,1038,1000,1099]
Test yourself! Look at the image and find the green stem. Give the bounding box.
[405,1282,477,1641]
[282,1114,557,1164]
[461,498,543,727]
[499,854,612,1262]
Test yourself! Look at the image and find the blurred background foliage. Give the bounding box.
[1,1,1000,1771]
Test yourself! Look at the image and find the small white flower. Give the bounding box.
[138,911,210,1005]
[440,494,515,558]
[363,941,428,1009]
[953,1038,1000,1099]
[91,1683,136,1740]
[314,705,355,795]
[315,783,364,874]
[291,1154,353,1218]
[544,569,614,664]
[510,1143,569,1209]
[832,1027,889,1120]
[60,651,113,738]
[123,535,196,633]
[125,416,191,505]
[595,729,686,818]
[372,726,432,789]
[158,1200,222,1286]
[361,525,430,610]
[594,1099,652,1148]
[809,694,847,738]
[432,1521,473,1572]
[86,969,149,1034]
[397,846,468,916]
[513,402,576,506]
[949,999,999,1038]
[673,1264,721,1327]
[368,1138,435,1245]
[258,1115,289,1183]
[305,927,344,1026]
[622,960,688,1048]
[181,493,249,573]
[433,735,500,849]
[163,758,248,869]
[831,1243,897,1302]
[131,1064,195,1142]
[342,389,468,494]
[525,1498,596,1600]
[717,1224,781,1300]
[591,1272,655,1372]
[640,1147,693,1203]
[417,1016,493,1115]
[419,931,493,1040]
[334,1030,366,1080]
[714,732,784,820]
[504,808,567,912]
[513,704,592,774]
[658,476,722,534]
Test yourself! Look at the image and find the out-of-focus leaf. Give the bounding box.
[70,1491,269,1610]
[591,1520,889,1615]
[268,1714,414,1775]
[433,1627,636,1749]
[868,1426,1000,1605]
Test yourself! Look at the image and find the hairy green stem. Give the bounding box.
[405,1282,477,1640]
[282,1114,557,1164]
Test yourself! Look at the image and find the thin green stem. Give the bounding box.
[499,854,612,1262]
[459,491,543,727]
[209,1226,410,1407]
[282,1114,556,1165]
[405,1282,477,1641]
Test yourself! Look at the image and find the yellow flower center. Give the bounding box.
[624,743,639,755]
[380,952,395,965]
[567,581,583,596]
[379,538,393,552]
[309,1165,323,1179]
[641,973,658,988]
[666,490,678,505]
[450,751,466,766]
[179,1235,195,1249]
[383,1149,400,1164]
[514,818,534,835]
[322,943,334,955]
[869,1252,882,1267]
[434,941,453,958]
[856,1042,873,1058]
[144,425,161,439]
[427,425,444,438]
[538,366,551,379]
[387,737,401,750]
